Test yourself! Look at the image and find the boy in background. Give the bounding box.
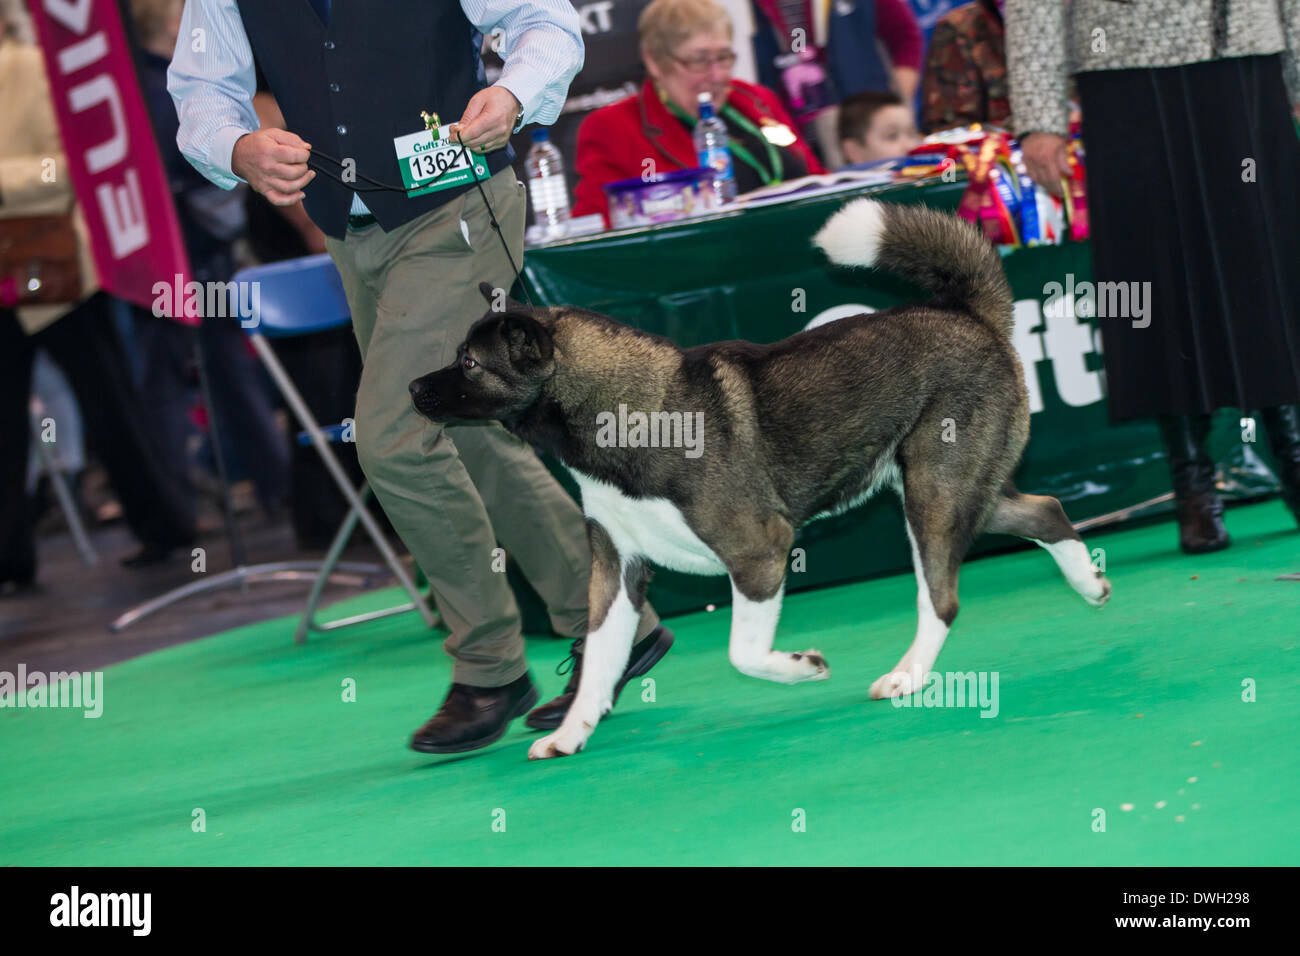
[837,91,920,167]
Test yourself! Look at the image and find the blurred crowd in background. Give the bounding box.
[2,0,1298,594]
[1,0,385,593]
[0,0,970,593]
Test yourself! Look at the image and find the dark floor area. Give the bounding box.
[0,505,404,676]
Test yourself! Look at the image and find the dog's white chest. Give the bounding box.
[569,470,727,575]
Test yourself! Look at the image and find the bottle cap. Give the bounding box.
[530,128,551,142]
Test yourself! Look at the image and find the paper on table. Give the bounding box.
[732,168,897,207]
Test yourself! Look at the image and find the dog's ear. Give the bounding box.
[478,281,530,314]
[499,313,554,365]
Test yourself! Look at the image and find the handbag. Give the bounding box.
[0,214,83,307]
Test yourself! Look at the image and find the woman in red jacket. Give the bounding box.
[573,0,825,224]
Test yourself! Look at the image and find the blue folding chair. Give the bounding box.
[110,254,436,640]
[235,255,437,641]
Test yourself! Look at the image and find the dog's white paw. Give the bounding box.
[869,669,921,700]
[791,648,831,682]
[528,723,591,760]
[1085,575,1112,608]
[737,648,833,683]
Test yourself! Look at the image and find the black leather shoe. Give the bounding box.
[1158,414,1230,554]
[1261,404,1300,527]
[525,624,675,731]
[409,673,539,754]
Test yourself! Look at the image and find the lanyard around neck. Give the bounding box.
[663,96,784,186]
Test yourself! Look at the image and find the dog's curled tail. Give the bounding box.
[812,198,1014,338]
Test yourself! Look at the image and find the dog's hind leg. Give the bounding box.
[725,517,830,684]
[869,469,979,700]
[529,520,647,760]
[983,485,1111,607]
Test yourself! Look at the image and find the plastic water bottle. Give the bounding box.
[525,128,571,237]
[694,92,736,204]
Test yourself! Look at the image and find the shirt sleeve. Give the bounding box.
[460,0,585,126]
[874,0,924,72]
[166,0,260,190]
[1005,0,1071,137]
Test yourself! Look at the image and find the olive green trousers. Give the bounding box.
[325,169,658,686]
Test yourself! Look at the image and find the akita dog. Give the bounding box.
[409,198,1111,759]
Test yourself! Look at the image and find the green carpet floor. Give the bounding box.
[3,500,1298,866]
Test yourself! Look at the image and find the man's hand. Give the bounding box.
[451,86,522,153]
[232,127,315,206]
[1020,132,1072,197]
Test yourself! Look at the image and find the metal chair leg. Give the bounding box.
[109,560,388,632]
[294,482,368,643]
[29,413,97,568]
[110,331,437,638]
[294,481,439,643]
[249,334,437,634]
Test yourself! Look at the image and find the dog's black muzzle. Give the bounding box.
[408,376,432,402]
[408,374,443,420]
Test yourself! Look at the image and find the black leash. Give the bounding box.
[306,131,532,305]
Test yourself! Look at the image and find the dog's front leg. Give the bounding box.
[726,530,831,684]
[529,520,645,760]
[727,580,830,683]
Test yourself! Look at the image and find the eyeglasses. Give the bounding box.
[670,50,738,73]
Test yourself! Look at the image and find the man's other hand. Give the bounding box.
[452,86,522,153]
[232,128,316,206]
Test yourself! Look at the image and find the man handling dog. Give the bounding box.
[168,0,673,754]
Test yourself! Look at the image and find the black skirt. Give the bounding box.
[1076,54,1300,422]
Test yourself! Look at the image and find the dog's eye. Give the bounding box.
[462,356,478,371]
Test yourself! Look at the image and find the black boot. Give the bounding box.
[1261,404,1300,527]
[1157,414,1230,554]
[525,625,676,731]
[409,673,539,754]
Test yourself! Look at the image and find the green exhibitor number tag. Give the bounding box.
[394,126,488,198]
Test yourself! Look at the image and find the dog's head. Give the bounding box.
[409,282,555,424]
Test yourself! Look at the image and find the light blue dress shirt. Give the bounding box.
[166,0,585,215]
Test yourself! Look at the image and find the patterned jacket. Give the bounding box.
[920,0,1010,133]
[1006,0,1300,136]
